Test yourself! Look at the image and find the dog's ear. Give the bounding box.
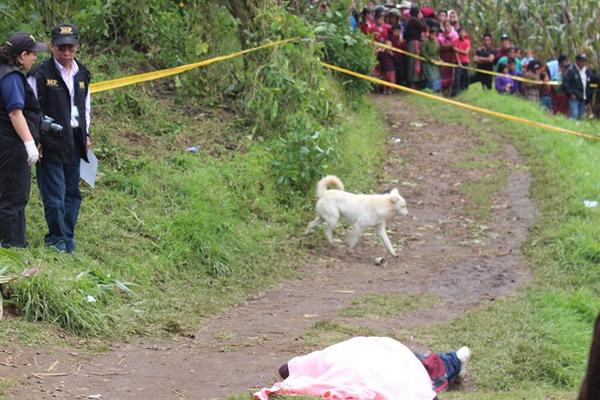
[391,188,400,196]
[390,193,400,203]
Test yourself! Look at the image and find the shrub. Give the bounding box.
[271,115,339,194]
[309,5,376,97]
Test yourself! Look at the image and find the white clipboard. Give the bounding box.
[80,149,98,188]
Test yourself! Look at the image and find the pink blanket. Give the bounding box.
[254,336,436,400]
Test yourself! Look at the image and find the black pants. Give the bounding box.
[0,135,31,248]
[451,65,470,96]
[470,70,493,89]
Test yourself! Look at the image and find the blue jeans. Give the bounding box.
[427,78,441,92]
[568,99,585,120]
[438,351,462,384]
[540,96,552,112]
[36,151,81,252]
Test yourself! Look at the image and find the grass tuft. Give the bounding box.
[341,293,440,318]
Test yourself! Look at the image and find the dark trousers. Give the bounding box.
[0,135,31,248]
[36,149,82,252]
[470,70,493,89]
[452,65,470,96]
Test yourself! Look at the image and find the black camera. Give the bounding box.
[40,115,63,136]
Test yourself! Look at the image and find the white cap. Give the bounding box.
[398,0,412,9]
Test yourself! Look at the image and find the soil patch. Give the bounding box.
[3,95,536,399]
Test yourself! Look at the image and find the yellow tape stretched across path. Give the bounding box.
[375,42,600,89]
[321,62,600,142]
[85,35,598,142]
[89,38,297,94]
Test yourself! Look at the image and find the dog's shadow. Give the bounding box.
[304,223,397,263]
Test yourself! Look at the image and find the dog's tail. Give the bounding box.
[317,175,344,198]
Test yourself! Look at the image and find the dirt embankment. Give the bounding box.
[2,95,536,399]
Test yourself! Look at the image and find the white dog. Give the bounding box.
[304,175,409,256]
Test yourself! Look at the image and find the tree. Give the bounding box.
[222,0,259,49]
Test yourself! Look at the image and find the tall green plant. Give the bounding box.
[271,115,339,194]
[238,3,345,194]
[308,2,376,97]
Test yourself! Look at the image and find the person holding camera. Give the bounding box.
[27,24,91,253]
[0,32,47,248]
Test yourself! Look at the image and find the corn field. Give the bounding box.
[430,0,600,64]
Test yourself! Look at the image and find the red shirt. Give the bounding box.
[452,37,471,64]
[360,20,376,35]
[373,23,391,43]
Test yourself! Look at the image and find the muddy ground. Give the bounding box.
[1,95,536,399]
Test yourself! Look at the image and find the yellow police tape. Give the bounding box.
[89,38,297,94]
[321,62,600,142]
[86,36,598,142]
[374,42,600,89]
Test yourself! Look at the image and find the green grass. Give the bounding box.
[460,170,508,220]
[0,315,73,348]
[443,389,574,400]
[461,130,509,220]
[405,86,600,397]
[300,320,378,350]
[452,159,505,170]
[456,134,508,220]
[0,377,19,400]
[341,293,440,318]
[331,97,388,191]
[0,83,388,341]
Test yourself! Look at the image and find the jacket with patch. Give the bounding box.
[28,58,90,162]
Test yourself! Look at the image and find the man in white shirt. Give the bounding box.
[28,24,91,253]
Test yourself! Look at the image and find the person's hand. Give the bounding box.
[571,94,577,100]
[86,137,92,150]
[23,140,39,166]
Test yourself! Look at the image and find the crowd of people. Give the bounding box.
[346,0,596,120]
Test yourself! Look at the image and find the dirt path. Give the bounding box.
[3,95,536,399]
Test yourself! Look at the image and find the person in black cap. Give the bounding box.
[495,33,511,60]
[0,32,47,248]
[562,53,591,120]
[28,24,91,253]
[470,33,496,90]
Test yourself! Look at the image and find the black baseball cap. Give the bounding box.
[51,24,79,46]
[575,53,587,62]
[500,33,510,40]
[5,32,47,54]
